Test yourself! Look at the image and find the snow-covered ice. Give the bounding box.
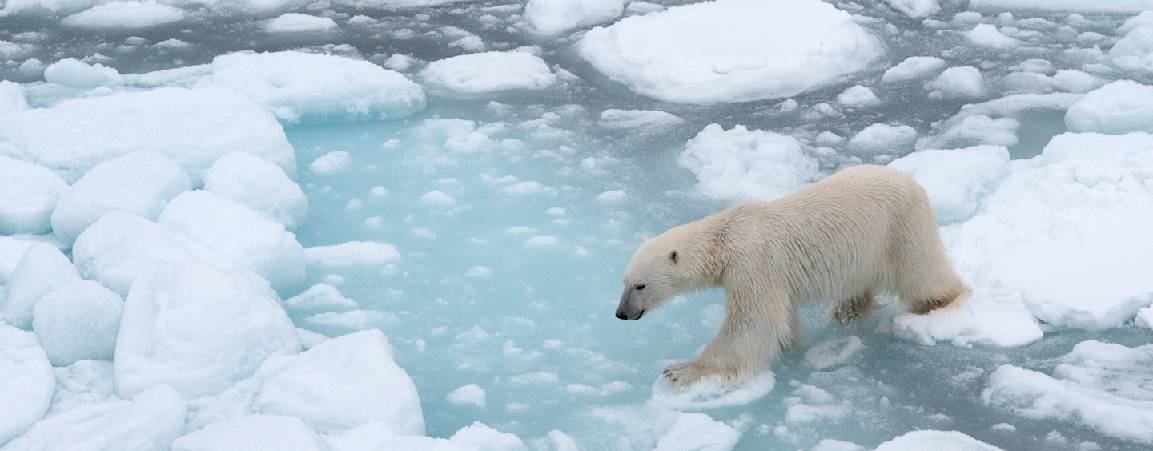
[31,280,122,366]
[0,243,80,329]
[874,430,1002,450]
[522,0,624,34]
[679,124,820,200]
[266,13,338,33]
[61,1,185,29]
[0,324,55,445]
[2,385,187,451]
[422,51,556,94]
[883,0,939,18]
[887,145,1010,224]
[882,57,948,83]
[172,415,325,451]
[43,58,122,88]
[203,152,308,230]
[969,0,1153,13]
[0,156,66,235]
[1065,80,1153,134]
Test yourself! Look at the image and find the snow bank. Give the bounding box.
[62,1,185,29]
[679,124,820,200]
[0,243,80,329]
[43,58,122,88]
[203,152,307,230]
[158,191,306,291]
[0,324,54,445]
[422,51,556,94]
[254,329,424,435]
[266,13,337,32]
[51,151,191,244]
[882,57,947,83]
[523,0,624,34]
[0,156,66,235]
[115,260,299,399]
[887,145,1010,224]
[32,280,122,366]
[3,385,187,451]
[1065,80,1153,134]
[0,87,295,183]
[884,0,939,18]
[874,430,1002,450]
[203,51,425,123]
[172,415,325,451]
[1111,26,1153,75]
[984,341,1153,444]
[72,212,238,296]
[970,0,1153,12]
[577,0,884,103]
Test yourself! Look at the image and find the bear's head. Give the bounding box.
[616,221,721,320]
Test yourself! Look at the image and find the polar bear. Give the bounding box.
[616,165,967,388]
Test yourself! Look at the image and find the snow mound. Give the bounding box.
[62,1,185,29]
[883,57,947,84]
[43,58,122,88]
[970,0,1153,12]
[1065,80,1153,134]
[172,415,325,451]
[1111,26,1153,76]
[32,280,122,366]
[158,190,306,292]
[254,329,424,435]
[51,151,191,244]
[887,145,1010,224]
[523,0,625,34]
[202,51,425,123]
[679,124,821,201]
[0,243,80,330]
[875,430,1002,450]
[266,13,337,33]
[0,156,66,235]
[203,152,308,230]
[884,0,939,18]
[3,385,187,451]
[72,212,238,296]
[577,0,884,103]
[0,87,295,183]
[115,260,299,398]
[0,324,55,445]
[422,51,556,94]
[984,341,1153,444]
[651,371,775,410]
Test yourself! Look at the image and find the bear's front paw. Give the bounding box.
[662,361,723,389]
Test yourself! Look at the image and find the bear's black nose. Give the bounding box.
[615,310,628,320]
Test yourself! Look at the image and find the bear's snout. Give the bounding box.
[616,288,645,320]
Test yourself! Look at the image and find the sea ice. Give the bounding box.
[0,243,80,329]
[969,0,1153,12]
[1065,80,1153,134]
[874,430,1002,450]
[51,151,191,244]
[43,58,122,88]
[31,280,122,366]
[651,371,775,410]
[203,152,308,230]
[421,51,556,94]
[882,56,948,83]
[927,66,987,99]
[1110,26,1153,75]
[836,86,881,109]
[0,324,54,445]
[577,0,884,103]
[847,123,917,156]
[887,145,1010,224]
[266,13,338,33]
[965,24,1021,48]
[0,81,27,114]
[172,415,326,451]
[0,156,66,235]
[598,109,684,130]
[61,1,185,29]
[114,260,300,399]
[447,384,487,409]
[522,0,625,34]
[303,241,401,270]
[884,0,940,18]
[679,124,820,200]
[449,422,527,451]
[283,283,358,314]
[2,385,187,451]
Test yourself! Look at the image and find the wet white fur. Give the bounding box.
[622,165,967,388]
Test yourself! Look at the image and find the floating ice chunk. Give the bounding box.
[51,151,190,244]
[847,123,917,155]
[0,243,80,329]
[1138,306,1153,328]
[917,115,1019,150]
[0,87,295,183]
[284,283,357,314]
[651,371,774,410]
[333,0,476,6]
[449,422,526,451]
[266,13,338,33]
[72,212,238,296]
[420,190,456,207]
[115,260,299,399]
[61,1,184,29]
[202,51,425,123]
[804,336,865,370]
[172,415,325,451]
[984,341,1153,444]
[888,146,1010,224]
[309,151,350,176]
[304,241,400,270]
[324,422,475,451]
[1110,26,1153,75]
[882,56,948,83]
[891,288,1042,347]
[884,0,940,18]
[970,0,1153,13]
[0,0,96,16]
[422,51,556,94]
[0,81,28,114]
[1121,11,1153,34]
[0,156,66,235]
[523,0,625,34]
[948,132,1153,330]
[836,85,881,109]
[0,324,54,445]
[596,190,626,203]
[204,152,307,230]
[679,124,820,200]
[447,384,487,409]
[1065,80,1153,134]
[927,66,986,99]
[965,24,1021,48]
[32,280,122,366]
[303,309,396,332]
[1051,69,1102,93]
[654,412,740,451]
[43,58,122,88]
[812,439,865,451]
[875,430,1002,450]
[3,385,187,451]
[578,0,883,103]
[598,109,684,130]
[255,330,423,435]
[158,191,306,291]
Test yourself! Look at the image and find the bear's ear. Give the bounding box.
[669,250,678,264]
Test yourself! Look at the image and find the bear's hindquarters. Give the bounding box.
[888,188,968,315]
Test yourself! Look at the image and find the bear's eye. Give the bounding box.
[669,251,678,264]
[635,284,646,290]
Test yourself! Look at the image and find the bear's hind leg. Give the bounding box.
[833,290,875,324]
[908,286,968,314]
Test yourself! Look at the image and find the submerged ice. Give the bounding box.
[1,0,1153,449]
